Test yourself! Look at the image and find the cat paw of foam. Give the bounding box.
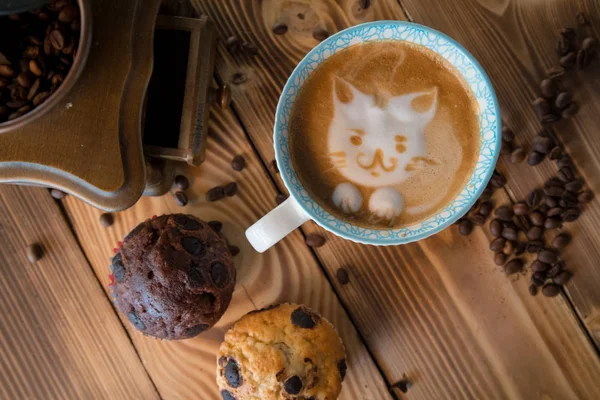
[332,182,363,213]
[368,187,404,219]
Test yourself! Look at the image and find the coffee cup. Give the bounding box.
[246,21,500,253]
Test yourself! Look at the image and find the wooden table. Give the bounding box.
[2,0,600,398]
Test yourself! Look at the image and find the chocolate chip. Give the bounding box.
[312,27,329,41]
[490,237,506,252]
[208,220,223,232]
[501,126,514,142]
[529,284,538,296]
[552,270,572,285]
[336,268,350,285]
[231,155,246,171]
[338,359,347,381]
[128,312,145,330]
[206,186,225,202]
[284,375,303,395]
[291,307,318,329]
[542,283,560,297]
[181,237,204,255]
[174,191,188,207]
[578,190,594,204]
[272,22,288,35]
[510,147,526,164]
[544,217,562,230]
[211,263,228,287]
[174,215,202,230]
[531,260,549,273]
[228,245,240,257]
[306,233,326,247]
[50,188,66,199]
[528,151,545,166]
[504,258,524,275]
[26,243,43,263]
[224,182,238,197]
[494,206,514,222]
[174,175,189,190]
[490,219,502,237]
[276,193,288,205]
[221,390,236,400]
[540,78,557,98]
[490,171,506,188]
[184,324,210,338]
[470,214,486,226]
[225,359,242,388]
[111,253,126,282]
[494,252,506,266]
[538,250,557,264]
[562,208,581,222]
[529,212,545,227]
[532,98,550,117]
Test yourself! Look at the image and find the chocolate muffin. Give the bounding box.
[217,304,346,399]
[110,214,235,340]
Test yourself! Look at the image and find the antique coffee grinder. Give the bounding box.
[0,0,229,210]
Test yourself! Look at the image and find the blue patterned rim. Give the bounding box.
[274,21,501,245]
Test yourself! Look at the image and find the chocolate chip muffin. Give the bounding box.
[217,304,346,400]
[110,214,235,340]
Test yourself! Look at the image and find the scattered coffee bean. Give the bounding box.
[542,283,560,297]
[529,284,538,296]
[272,22,288,35]
[541,113,560,124]
[276,193,288,205]
[490,172,506,188]
[479,201,494,217]
[577,12,590,26]
[395,379,412,393]
[582,37,597,52]
[548,146,562,160]
[225,36,242,53]
[312,27,330,41]
[540,78,557,98]
[554,92,572,109]
[544,217,562,229]
[224,182,238,197]
[531,260,550,273]
[557,155,573,169]
[561,102,579,119]
[560,52,577,68]
[490,237,506,252]
[206,186,225,202]
[306,233,326,248]
[231,155,245,171]
[562,207,581,222]
[531,271,547,287]
[174,175,189,190]
[532,98,550,117]
[504,258,524,275]
[241,42,258,57]
[359,0,371,9]
[336,268,350,285]
[528,151,544,166]
[552,270,572,285]
[174,191,188,206]
[231,72,247,85]
[494,252,507,266]
[490,219,502,237]
[99,213,114,227]
[228,245,240,257]
[577,190,594,204]
[458,219,473,236]
[26,243,43,263]
[480,187,493,201]
[533,135,553,154]
[560,27,576,40]
[577,49,590,69]
[495,206,514,221]
[501,140,513,155]
[50,188,66,199]
[513,202,529,216]
[470,213,486,226]
[510,147,526,164]
[501,126,515,142]
[538,249,558,264]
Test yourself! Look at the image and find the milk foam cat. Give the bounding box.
[329,79,438,220]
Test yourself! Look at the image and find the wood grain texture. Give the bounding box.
[190,0,600,398]
[62,102,392,399]
[0,185,158,400]
[396,0,600,346]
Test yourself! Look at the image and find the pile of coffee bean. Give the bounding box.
[0,0,81,123]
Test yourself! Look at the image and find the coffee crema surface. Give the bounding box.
[289,40,481,228]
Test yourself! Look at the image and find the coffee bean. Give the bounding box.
[578,190,594,204]
[225,36,242,53]
[576,48,588,68]
[548,146,562,160]
[527,190,544,208]
[557,155,573,169]
[174,191,188,206]
[561,102,579,119]
[174,175,189,190]
[547,263,563,277]
[563,192,578,207]
[470,213,486,226]
[111,253,126,282]
[306,233,326,247]
[276,193,288,205]
[490,219,502,237]
[58,4,79,23]
[552,270,572,286]
[538,205,550,215]
[582,37,597,52]
[561,208,581,222]
[542,283,560,297]
[241,42,258,57]
[231,72,247,85]
[27,78,40,100]
[560,52,576,68]
[546,195,560,208]
[547,67,565,80]
[128,312,145,330]
[99,213,114,227]
[554,92,572,109]
[272,22,288,35]
[284,375,303,395]
[529,284,538,296]
[544,217,562,230]
[224,182,238,197]
[336,268,350,285]
[564,180,583,193]
[50,30,66,50]
[26,243,43,263]
[225,359,242,388]
[211,263,228,287]
[50,188,66,199]
[533,135,553,154]
[291,307,319,328]
[479,201,494,217]
[359,0,371,9]
[0,64,16,78]
[577,12,590,26]
[206,186,225,202]
[490,237,506,252]
[502,227,518,241]
[504,258,524,275]
[494,252,507,266]
[181,237,204,255]
[532,272,547,287]
[557,168,575,183]
[221,390,235,400]
[557,35,571,57]
[501,126,514,142]
[312,27,330,41]
[495,206,514,221]
[531,260,550,273]
[526,226,543,241]
[542,113,561,125]
[501,141,513,155]
[510,147,526,164]
[513,202,529,216]
[544,186,565,197]
[490,172,506,188]
[33,91,51,106]
[547,206,565,217]
[208,220,223,232]
[540,78,557,98]
[532,97,550,117]
[7,100,26,109]
[231,155,245,171]
[528,151,544,166]
[480,187,493,202]
[538,249,558,264]
[560,27,576,40]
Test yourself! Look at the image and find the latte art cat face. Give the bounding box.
[329,80,438,187]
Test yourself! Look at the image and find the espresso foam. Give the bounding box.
[289,40,480,229]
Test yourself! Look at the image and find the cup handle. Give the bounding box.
[245,197,311,253]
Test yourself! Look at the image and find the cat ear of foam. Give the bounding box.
[333,77,360,105]
[387,87,438,124]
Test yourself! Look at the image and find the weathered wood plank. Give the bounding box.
[0,185,159,400]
